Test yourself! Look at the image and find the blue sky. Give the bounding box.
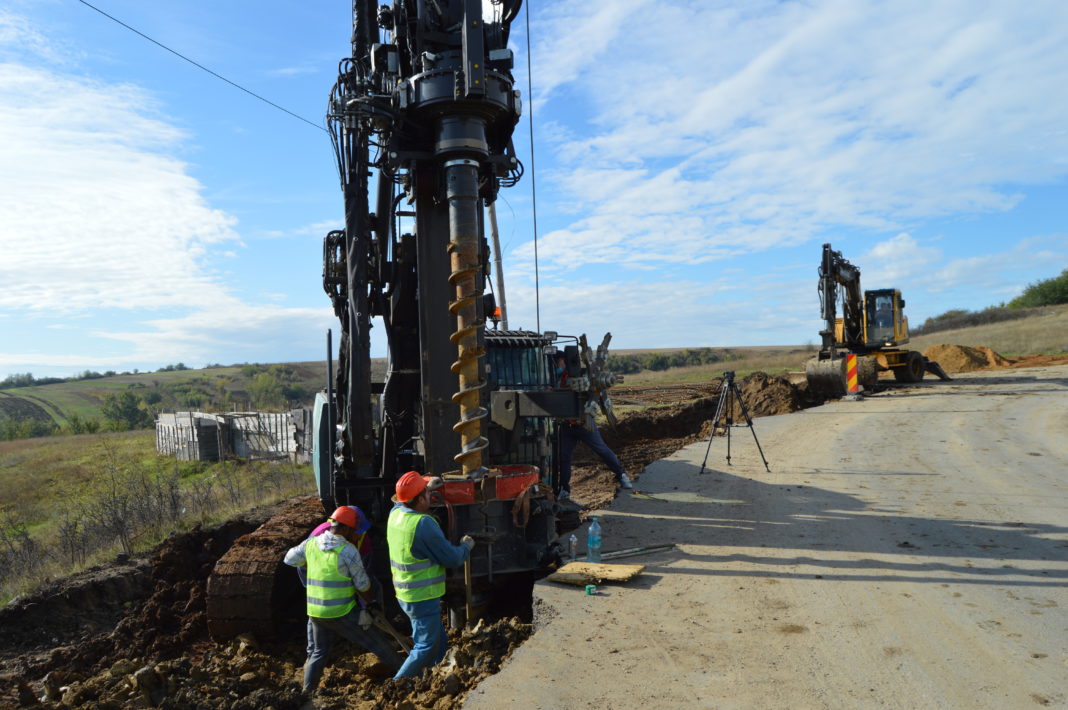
[1,0,1066,380]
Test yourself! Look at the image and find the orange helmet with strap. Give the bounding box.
[328,506,358,529]
[395,470,430,502]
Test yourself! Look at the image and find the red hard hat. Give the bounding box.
[396,470,430,503]
[329,506,358,529]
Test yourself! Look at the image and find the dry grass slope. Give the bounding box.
[910,304,1068,356]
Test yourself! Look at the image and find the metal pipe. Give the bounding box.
[487,200,508,329]
[596,544,677,561]
[327,329,335,468]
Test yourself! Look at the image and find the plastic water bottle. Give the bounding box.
[587,517,602,563]
[568,533,578,560]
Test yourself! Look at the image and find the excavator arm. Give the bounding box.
[817,242,864,354]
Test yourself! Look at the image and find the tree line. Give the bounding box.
[605,348,738,374]
[0,363,190,391]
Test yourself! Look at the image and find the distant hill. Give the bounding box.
[0,362,342,437]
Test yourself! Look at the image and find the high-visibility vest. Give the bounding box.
[387,507,446,602]
[305,540,357,619]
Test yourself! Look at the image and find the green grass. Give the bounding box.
[0,431,154,521]
[0,429,315,603]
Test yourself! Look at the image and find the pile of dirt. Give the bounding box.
[5,616,529,710]
[0,495,531,709]
[923,344,1011,373]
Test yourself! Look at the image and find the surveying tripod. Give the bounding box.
[698,371,771,474]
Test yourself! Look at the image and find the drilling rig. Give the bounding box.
[206,0,619,638]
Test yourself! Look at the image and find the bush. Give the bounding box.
[101,390,154,430]
[0,415,57,441]
[63,412,101,435]
[1008,268,1068,309]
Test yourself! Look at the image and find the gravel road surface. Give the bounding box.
[466,365,1068,709]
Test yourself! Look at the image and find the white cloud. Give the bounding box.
[514,0,1068,273]
[0,11,346,375]
[861,233,942,285]
[93,299,335,365]
[266,66,316,77]
[0,63,239,313]
[0,7,60,63]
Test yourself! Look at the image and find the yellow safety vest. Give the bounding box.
[305,540,356,618]
[387,507,446,602]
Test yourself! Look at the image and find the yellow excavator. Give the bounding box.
[805,243,950,396]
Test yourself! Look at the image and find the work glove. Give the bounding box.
[426,476,444,491]
[460,535,475,551]
[358,608,373,629]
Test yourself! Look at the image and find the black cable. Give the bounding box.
[74,0,327,133]
[524,0,541,333]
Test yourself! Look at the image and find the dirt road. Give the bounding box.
[466,365,1068,709]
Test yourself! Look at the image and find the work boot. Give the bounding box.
[619,473,633,490]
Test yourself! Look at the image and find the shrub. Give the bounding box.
[101,390,154,430]
[1008,268,1068,309]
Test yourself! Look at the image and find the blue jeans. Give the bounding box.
[558,420,624,492]
[304,608,404,691]
[393,597,446,679]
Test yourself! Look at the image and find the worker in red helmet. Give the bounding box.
[285,506,403,693]
[387,471,474,679]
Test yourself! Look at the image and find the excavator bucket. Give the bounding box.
[924,358,952,381]
[804,355,877,397]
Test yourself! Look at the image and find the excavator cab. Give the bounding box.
[865,289,907,346]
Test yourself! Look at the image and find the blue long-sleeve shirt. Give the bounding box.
[390,503,470,569]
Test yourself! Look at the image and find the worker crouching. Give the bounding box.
[387,471,474,679]
[284,506,404,693]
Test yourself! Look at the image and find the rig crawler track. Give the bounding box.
[205,496,326,641]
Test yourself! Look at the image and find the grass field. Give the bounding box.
[910,303,1068,356]
[0,429,315,603]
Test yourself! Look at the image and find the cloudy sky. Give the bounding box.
[1,0,1065,379]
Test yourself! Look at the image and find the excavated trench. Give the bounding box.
[0,372,816,710]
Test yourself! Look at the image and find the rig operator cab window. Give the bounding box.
[866,290,897,344]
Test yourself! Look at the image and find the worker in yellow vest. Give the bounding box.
[387,471,474,679]
[285,506,404,693]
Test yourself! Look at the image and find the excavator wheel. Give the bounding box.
[893,351,925,383]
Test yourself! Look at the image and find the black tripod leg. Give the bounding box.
[699,380,730,474]
[732,382,771,472]
[725,386,732,466]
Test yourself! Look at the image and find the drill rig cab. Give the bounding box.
[805,243,950,396]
